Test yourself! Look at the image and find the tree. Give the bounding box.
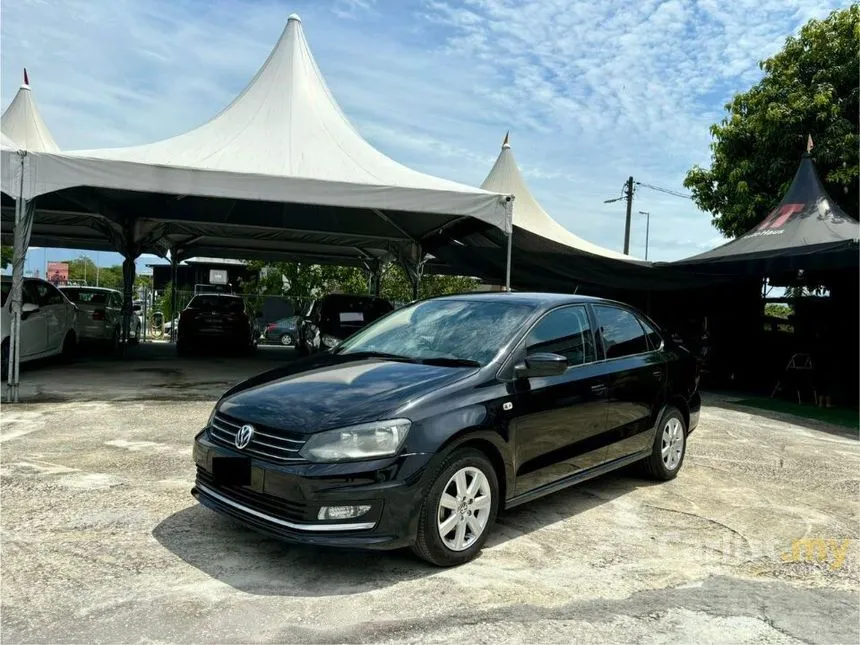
[684,6,859,238]
[1,246,12,270]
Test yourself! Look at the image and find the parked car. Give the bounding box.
[296,294,394,354]
[261,316,299,346]
[59,286,142,348]
[1,277,78,378]
[191,293,701,566]
[177,294,256,354]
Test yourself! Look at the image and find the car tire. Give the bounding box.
[639,406,687,481]
[411,448,499,567]
[279,333,292,346]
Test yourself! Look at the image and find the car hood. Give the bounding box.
[218,355,476,434]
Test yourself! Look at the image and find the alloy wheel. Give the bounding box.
[437,466,492,551]
[661,417,684,471]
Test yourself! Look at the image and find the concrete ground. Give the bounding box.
[1,345,858,643]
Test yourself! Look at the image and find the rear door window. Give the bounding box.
[594,305,648,359]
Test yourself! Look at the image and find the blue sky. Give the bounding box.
[1,0,847,275]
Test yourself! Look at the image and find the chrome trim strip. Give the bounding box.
[196,484,376,532]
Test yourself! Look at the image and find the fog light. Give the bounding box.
[317,505,372,521]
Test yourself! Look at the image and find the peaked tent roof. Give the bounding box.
[674,154,859,273]
[1,15,510,270]
[68,14,496,197]
[480,135,635,261]
[0,70,59,152]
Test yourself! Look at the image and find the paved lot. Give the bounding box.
[1,350,858,643]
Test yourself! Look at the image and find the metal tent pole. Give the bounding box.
[504,197,513,292]
[169,250,178,343]
[6,152,27,402]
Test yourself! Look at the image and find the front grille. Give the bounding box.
[209,412,306,463]
[196,466,309,522]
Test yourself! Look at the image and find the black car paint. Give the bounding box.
[192,293,700,551]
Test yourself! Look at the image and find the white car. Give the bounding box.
[59,286,142,347]
[1,276,78,378]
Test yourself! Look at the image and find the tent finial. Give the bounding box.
[502,131,510,149]
[288,13,301,22]
[23,68,29,86]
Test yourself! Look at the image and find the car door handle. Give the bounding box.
[590,384,607,394]
[652,369,664,378]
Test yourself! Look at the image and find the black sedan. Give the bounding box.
[192,293,700,566]
[177,294,256,354]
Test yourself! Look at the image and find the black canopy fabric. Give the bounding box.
[425,221,729,295]
[671,155,859,275]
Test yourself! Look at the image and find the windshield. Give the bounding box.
[336,298,536,366]
[61,289,109,304]
[187,295,244,312]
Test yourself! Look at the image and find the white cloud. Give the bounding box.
[1,0,841,261]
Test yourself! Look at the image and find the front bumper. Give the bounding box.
[191,430,433,550]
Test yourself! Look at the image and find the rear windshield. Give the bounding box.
[187,295,245,312]
[61,289,109,304]
[320,295,393,325]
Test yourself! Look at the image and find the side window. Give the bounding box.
[22,283,38,305]
[594,305,648,359]
[525,306,595,366]
[639,318,663,350]
[33,282,64,307]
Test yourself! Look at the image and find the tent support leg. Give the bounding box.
[504,229,512,292]
[6,152,29,403]
[169,250,178,343]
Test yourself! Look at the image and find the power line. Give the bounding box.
[635,181,692,200]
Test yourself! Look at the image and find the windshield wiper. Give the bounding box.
[417,357,481,368]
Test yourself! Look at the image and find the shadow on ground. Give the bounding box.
[153,469,654,596]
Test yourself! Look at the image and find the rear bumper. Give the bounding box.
[191,431,434,550]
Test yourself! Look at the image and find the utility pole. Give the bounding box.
[638,211,651,261]
[623,176,634,255]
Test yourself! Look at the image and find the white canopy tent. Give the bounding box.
[1,14,513,401]
[1,70,59,153]
[1,70,63,401]
[481,134,636,261]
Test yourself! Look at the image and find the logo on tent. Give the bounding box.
[748,203,804,237]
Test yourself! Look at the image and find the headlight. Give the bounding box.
[320,333,341,348]
[299,419,411,462]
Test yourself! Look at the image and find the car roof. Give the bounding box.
[191,293,242,298]
[430,292,605,307]
[60,285,119,292]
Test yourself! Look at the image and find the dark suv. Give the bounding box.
[191,293,700,566]
[296,294,394,354]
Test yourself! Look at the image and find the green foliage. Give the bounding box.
[1,246,12,269]
[244,260,480,310]
[684,6,859,238]
[764,303,792,319]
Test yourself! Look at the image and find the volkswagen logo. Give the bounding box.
[235,424,255,450]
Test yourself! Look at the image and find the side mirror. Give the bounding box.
[514,352,568,378]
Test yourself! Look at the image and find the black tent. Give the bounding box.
[670,154,859,275]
